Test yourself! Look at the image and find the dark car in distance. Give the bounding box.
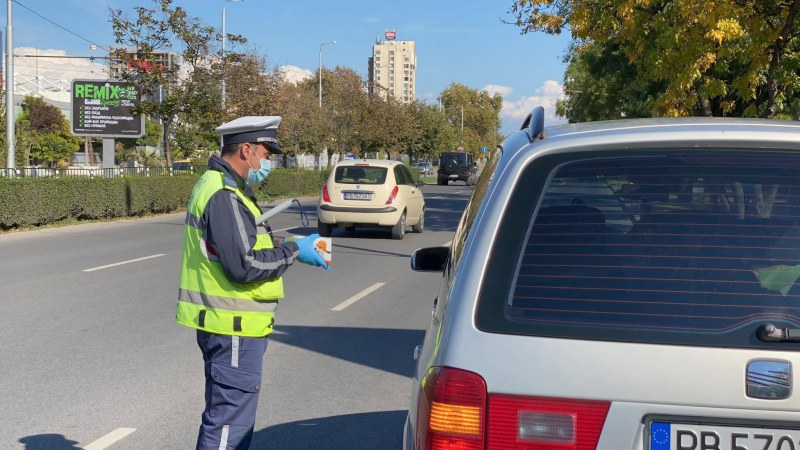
[437,152,477,185]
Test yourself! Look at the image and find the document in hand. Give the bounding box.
[286,235,332,267]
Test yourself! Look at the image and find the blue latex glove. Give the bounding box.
[295,233,330,270]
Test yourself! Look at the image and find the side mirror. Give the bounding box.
[410,246,449,272]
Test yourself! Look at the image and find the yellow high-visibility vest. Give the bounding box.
[176,170,284,337]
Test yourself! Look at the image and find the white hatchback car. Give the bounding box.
[405,108,800,450]
[317,159,425,239]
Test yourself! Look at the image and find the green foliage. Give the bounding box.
[0,175,198,229]
[250,168,330,200]
[510,0,800,119]
[438,83,502,157]
[558,41,662,122]
[110,0,221,164]
[16,95,79,166]
[0,178,75,227]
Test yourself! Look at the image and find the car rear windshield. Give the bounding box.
[334,165,387,185]
[478,150,800,349]
[441,153,469,166]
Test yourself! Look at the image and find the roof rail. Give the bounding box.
[520,106,545,143]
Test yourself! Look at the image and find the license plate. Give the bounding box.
[649,421,800,450]
[448,174,458,179]
[343,191,373,200]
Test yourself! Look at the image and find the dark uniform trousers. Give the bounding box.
[196,330,269,450]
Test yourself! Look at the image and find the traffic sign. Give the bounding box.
[482,146,487,153]
[70,79,144,138]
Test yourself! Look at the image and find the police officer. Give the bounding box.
[177,116,329,450]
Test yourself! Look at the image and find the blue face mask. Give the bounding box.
[247,157,272,184]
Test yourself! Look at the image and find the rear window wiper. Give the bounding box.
[757,323,800,342]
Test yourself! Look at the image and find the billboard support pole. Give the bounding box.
[102,138,115,177]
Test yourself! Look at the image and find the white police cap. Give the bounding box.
[215,116,282,154]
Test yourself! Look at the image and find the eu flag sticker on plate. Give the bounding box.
[651,422,670,450]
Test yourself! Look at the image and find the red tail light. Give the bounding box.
[321,183,331,203]
[415,367,486,450]
[488,395,610,449]
[386,186,399,205]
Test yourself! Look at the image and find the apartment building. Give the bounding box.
[368,35,416,103]
[108,47,179,80]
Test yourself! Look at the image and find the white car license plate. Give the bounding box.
[650,421,800,450]
[449,174,458,179]
[343,191,373,200]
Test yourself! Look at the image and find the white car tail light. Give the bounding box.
[488,395,610,449]
[386,185,399,205]
[415,367,486,450]
[321,183,331,202]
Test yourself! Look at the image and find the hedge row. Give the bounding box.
[253,168,331,200]
[0,168,332,230]
[0,175,201,229]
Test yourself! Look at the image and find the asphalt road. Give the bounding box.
[0,182,474,450]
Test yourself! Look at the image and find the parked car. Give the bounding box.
[405,108,800,450]
[412,161,433,176]
[437,151,477,185]
[317,159,425,239]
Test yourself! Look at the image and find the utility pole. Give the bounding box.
[5,0,14,176]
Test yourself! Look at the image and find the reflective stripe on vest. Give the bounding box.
[177,170,284,337]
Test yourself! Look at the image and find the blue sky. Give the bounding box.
[4,0,572,135]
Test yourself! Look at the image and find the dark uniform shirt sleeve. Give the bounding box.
[204,189,300,284]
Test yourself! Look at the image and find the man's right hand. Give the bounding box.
[295,234,330,270]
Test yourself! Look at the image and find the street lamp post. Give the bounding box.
[318,40,336,108]
[221,0,244,110]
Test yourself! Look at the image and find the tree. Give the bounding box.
[119,118,164,163]
[508,0,800,118]
[109,0,220,166]
[326,67,369,164]
[438,83,502,157]
[413,103,458,161]
[223,51,284,121]
[274,78,330,167]
[557,41,663,122]
[16,95,79,167]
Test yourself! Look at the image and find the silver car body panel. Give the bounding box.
[405,118,800,449]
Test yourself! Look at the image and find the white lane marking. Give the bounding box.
[332,282,386,311]
[83,428,136,450]
[82,254,165,272]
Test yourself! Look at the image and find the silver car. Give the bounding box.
[405,108,800,450]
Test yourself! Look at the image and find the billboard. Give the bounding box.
[384,30,396,40]
[71,80,144,138]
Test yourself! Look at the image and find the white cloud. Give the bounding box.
[500,80,565,130]
[482,84,513,97]
[278,65,313,84]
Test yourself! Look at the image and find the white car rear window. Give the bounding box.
[334,166,387,185]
